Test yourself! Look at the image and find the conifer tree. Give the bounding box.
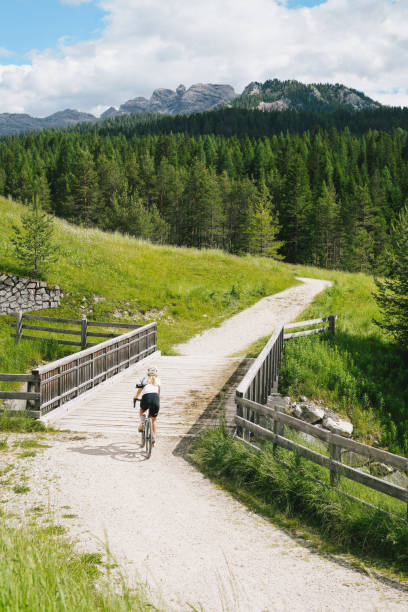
[374,204,408,353]
[247,197,284,259]
[11,197,58,277]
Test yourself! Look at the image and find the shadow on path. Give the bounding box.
[173,358,253,458]
[68,441,148,463]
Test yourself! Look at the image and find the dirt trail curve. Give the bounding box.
[21,278,408,610]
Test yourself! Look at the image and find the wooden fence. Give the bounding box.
[0,373,40,416]
[1,322,157,417]
[235,315,408,517]
[11,312,142,349]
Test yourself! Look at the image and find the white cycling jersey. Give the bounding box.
[140,376,161,396]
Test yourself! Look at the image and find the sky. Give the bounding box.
[0,0,407,117]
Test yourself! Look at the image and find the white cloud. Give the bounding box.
[0,47,11,57]
[0,0,407,116]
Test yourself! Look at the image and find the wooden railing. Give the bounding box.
[11,312,143,349]
[236,326,284,405]
[235,314,408,517]
[24,322,157,416]
[0,373,40,414]
[284,315,337,339]
[235,398,408,514]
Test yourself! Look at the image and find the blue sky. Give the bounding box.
[0,0,407,115]
[286,0,326,7]
[0,0,105,64]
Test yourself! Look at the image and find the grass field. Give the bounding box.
[0,196,295,377]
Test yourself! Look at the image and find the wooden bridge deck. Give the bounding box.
[44,355,241,437]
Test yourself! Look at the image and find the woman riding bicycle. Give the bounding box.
[134,366,160,446]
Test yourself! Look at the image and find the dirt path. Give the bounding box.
[12,278,408,611]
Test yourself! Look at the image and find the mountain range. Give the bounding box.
[0,79,382,136]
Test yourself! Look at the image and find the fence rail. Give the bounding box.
[10,312,143,349]
[284,315,336,339]
[0,373,40,403]
[234,314,408,516]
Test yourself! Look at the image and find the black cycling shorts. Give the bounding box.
[140,392,160,418]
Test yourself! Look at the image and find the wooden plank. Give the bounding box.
[21,324,82,336]
[284,327,330,340]
[0,373,36,382]
[235,416,408,503]
[23,314,82,325]
[0,391,40,400]
[19,335,82,347]
[87,321,141,329]
[285,317,331,330]
[330,432,408,471]
[86,331,121,339]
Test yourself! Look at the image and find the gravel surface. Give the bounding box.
[4,278,408,611]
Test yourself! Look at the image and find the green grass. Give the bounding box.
[0,414,47,433]
[0,196,295,387]
[0,522,157,611]
[12,484,30,494]
[192,426,408,573]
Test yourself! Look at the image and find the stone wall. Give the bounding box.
[0,274,61,314]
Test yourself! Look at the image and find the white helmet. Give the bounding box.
[147,365,158,376]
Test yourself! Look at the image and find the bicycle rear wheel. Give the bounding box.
[145,418,153,459]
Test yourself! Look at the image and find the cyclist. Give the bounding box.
[134,365,160,446]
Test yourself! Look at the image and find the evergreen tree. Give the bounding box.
[374,204,408,352]
[247,197,284,259]
[11,197,58,277]
[71,149,99,225]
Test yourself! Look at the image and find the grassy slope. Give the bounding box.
[0,197,295,367]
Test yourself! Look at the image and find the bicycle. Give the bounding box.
[134,398,153,459]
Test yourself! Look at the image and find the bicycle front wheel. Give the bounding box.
[145,418,153,459]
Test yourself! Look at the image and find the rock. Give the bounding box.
[299,401,325,424]
[322,416,353,437]
[370,462,393,478]
[117,83,237,117]
[300,395,307,402]
[292,404,303,419]
[384,470,408,488]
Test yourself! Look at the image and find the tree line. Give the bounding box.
[0,124,407,273]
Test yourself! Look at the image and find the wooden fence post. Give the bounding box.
[15,311,23,343]
[81,316,88,350]
[329,315,336,336]
[329,441,341,486]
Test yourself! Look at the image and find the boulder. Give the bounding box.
[322,415,353,437]
[299,401,325,424]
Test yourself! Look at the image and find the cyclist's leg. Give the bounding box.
[139,407,147,431]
